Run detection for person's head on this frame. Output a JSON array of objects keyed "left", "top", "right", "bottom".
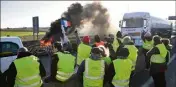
[
  {"left": 117, "top": 48, "right": 129, "bottom": 59},
  {"left": 116, "top": 31, "right": 122, "bottom": 38},
  {"left": 122, "top": 36, "right": 133, "bottom": 45},
  {"left": 17, "top": 47, "right": 28, "bottom": 55},
  {"left": 109, "top": 34, "right": 115, "bottom": 43},
  {"left": 144, "top": 32, "right": 152, "bottom": 41},
  {"left": 90, "top": 47, "right": 103, "bottom": 60},
  {"left": 18, "top": 47, "right": 28, "bottom": 53},
  {"left": 161, "top": 38, "right": 170, "bottom": 46},
  {"left": 54, "top": 41, "right": 63, "bottom": 52},
  {"left": 94, "top": 35, "right": 101, "bottom": 42},
  {"left": 153, "top": 35, "right": 161, "bottom": 45},
  {"left": 82, "top": 36, "right": 90, "bottom": 44}
]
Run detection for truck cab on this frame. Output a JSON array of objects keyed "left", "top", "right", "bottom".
[
  {"left": 0, "top": 36, "right": 23, "bottom": 73},
  {"left": 119, "top": 12, "right": 172, "bottom": 46}
]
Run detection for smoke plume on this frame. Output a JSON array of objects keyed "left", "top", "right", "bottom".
[{"left": 44, "top": 2, "right": 116, "bottom": 41}]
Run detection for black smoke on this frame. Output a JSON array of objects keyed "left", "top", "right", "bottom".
[{"left": 42, "top": 2, "right": 110, "bottom": 41}]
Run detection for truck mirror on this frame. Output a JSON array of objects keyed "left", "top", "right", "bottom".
[{"left": 119, "top": 20, "right": 122, "bottom": 27}]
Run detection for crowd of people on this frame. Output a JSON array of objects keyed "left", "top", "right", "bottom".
[{"left": 0, "top": 30, "right": 174, "bottom": 87}]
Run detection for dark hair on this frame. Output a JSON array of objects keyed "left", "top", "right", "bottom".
[
  {"left": 116, "top": 31, "right": 122, "bottom": 38},
  {"left": 94, "top": 35, "right": 101, "bottom": 42},
  {"left": 91, "top": 47, "right": 102, "bottom": 54},
  {"left": 153, "top": 35, "right": 161, "bottom": 45}
]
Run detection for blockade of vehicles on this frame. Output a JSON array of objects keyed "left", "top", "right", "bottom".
[{"left": 119, "top": 12, "right": 173, "bottom": 46}]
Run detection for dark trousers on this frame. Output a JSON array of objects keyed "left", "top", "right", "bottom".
[
  {"left": 152, "top": 72, "right": 166, "bottom": 87},
  {"left": 143, "top": 48, "right": 150, "bottom": 69}
]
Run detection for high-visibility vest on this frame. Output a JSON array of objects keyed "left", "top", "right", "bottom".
[
  {"left": 95, "top": 41, "right": 105, "bottom": 47},
  {"left": 55, "top": 52, "right": 75, "bottom": 82},
  {"left": 14, "top": 55, "right": 42, "bottom": 87},
  {"left": 112, "top": 59, "right": 133, "bottom": 87},
  {"left": 113, "top": 38, "right": 122, "bottom": 52},
  {"left": 102, "top": 57, "right": 112, "bottom": 65},
  {"left": 124, "top": 45, "right": 138, "bottom": 70},
  {"left": 151, "top": 44, "right": 167, "bottom": 63},
  {"left": 142, "top": 40, "right": 153, "bottom": 50},
  {"left": 84, "top": 58, "right": 105, "bottom": 87},
  {"left": 77, "top": 43, "right": 91, "bottom": 65}
]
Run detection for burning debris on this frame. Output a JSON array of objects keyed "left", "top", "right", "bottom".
[{"left": 42, "top": 2, "right": 112, "bottom": 45}]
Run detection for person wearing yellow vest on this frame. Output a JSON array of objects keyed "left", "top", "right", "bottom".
[
  {"left": 109, "top": 31, "right": 123, "bottom": 53},
  {"left": 141, "top": 32, "right": 154, "bottom": 69},
  {"left": 6, "top": 47, "right": 45, "bottom": 87},
  {"left": 121, "top": 36, "right": 138, "bottom": 87},
  {"left": 147, "top": 35, "right": 169, "bottom": 87},
  {"left": 77, "top": 47, "right": 109, "bottom": 87},
  {"left": 75, "top": 30, "right": 92, "bottom": 66},
  {"left": 107, "top": 47, "right": 133, "bottom": 87},
  {"left": 45, "top": 41, "right": 76, "bottom": 87}
]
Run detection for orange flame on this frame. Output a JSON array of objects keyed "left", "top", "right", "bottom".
[{"left": 40, "top": 40, "right": 52, "bottom": 47}]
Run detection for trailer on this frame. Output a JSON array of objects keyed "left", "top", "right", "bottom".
[{"left": 119, "top": 12, "right": 172, "bottom": 46}]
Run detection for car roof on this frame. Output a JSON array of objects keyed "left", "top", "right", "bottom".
[{"left": 0, "top": 36, "right": 24, "bottom": 48}]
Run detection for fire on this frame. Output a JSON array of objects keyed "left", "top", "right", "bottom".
[{"left": 40, "top": 37, "right": 53, "bottom": 47}]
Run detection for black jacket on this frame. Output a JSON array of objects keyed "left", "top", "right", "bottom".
[
  {"left": 146, "top": 46, "right": 169, "bottom": 75},
  {"left": 48, "top": 51, "right": 76, "bottom": 83},
  {"left": 77, "top": 59, "right": 109, "bottom": 87},
  {"left": 6, "top": 52, "right": 46, "bottom": 87}
]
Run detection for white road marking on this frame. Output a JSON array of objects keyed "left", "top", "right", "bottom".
[{"left": 142, "top": 54, "right": 176, "bottom": 87}]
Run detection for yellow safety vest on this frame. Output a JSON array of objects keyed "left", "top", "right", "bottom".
[
  {"left": 151, "top": 44, "right": 167, "bottom": 63},
  {"left": 142, "top": 40, "right": 153, "bottom": 50},
  {"left": 112, "top": 37, "right": 122, "bottom": 52},
  {"left": 83, "top": 58, "right": 105, "bottom": 87},
  {"left": 55, "top": 52, "right": 75, "bottom": 82},
  {"left": 112, "top": 59, "right": 133, "bottom": 87},
  {"left": 77, "top": 43, "right": 91, "bottom": 65},
  {"left": 14, "top": 55, "right": 42, "bottom": 87},
  {"left": 124, "top": 45, "right": 138, "bottom": 70}
]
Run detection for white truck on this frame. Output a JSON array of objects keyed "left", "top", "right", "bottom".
[
  {"left": 0, "top": 36, "right": 23, "bottom": 73},
  {"left": 119, "top": 12, "right": 172, "bottom": 46}
]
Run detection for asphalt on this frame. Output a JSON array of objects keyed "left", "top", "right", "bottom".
[{"left": 39, "top": 53, "right": 176, "bottom": 87}]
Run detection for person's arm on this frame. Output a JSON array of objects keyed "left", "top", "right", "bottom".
[
  {"left": 166, "top": 52, "right": 169, "bottom": 64},
  {"left": 106, "top": 62, "right": 115, "bottom": 87},
  {"left": 74, "top": 30, "right": 81, "bottom": 45},
  {"left": 141, "top": 30, "right": 145, "bottom": 41},
  {"left": 103, "top": 62, "right": 110, "bottom": 86},
  {"left": 6, "top": 62, "right": 17, "bottom": 87},
  {"left": 50, "top": 54, "right": 59, "bottom": 80},
  {"left": 146, "top": 47, "right": 160, "bottom": 58},
  {"left": 108, "top": 43, "right": 116, "bottom": 60},
  {"left": 38, "top": 60, "right": 46, "bottom": 78},
  {"left": 77, "top": 60, "right": 85, "bottom": 85}
]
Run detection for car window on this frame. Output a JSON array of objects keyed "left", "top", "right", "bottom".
[{"left": 0, "top": 42, "right": 19, "bottom": 57}]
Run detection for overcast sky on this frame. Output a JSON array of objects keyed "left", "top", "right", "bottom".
[{"left": 1, "top": 1, "right": 175, "bottom": 28}]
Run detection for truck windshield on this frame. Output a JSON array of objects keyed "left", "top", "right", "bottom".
[
  {"left": 0, "top": 42, "right": 19, "bottom": 57},
  {"left": 122, "top": 18, "right": 144, "bottom": 28}
]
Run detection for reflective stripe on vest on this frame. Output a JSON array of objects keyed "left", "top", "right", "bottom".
[
  {"left": 151, "top": 44, "right": 167, "bottom": 63},
  {"left": 56, "top": 71, "right": 74, "bottom": 82},
  {"left": 142, "top": 40, "right": 153, "bottom": 50},
  {"left": 84, "top": 58, "right": 105, "bottom": 87},
  {"left": 77, "top": 43, "right": 91, "bottom": 65},
  {"left": 112, "top": 59, "right": 132, "bottom": 86},
  {"left": 14, "top": 55, "right": 42, "bottom": 87},
  {"left": 56, "top": 52, "right": 75, "bottom": 82}
]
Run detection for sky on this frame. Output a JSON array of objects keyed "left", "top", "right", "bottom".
[{"left": 1, "top": 1, "right": 175, "bottom": 28}]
